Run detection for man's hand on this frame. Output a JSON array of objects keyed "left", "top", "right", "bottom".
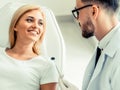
[{"left": 58, "top": 78, "right": 79, "bottom": 90}]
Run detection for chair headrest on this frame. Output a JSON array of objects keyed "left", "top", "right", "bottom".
[{"left": 0, "top": 2, "right": 29, "bottom": 47}]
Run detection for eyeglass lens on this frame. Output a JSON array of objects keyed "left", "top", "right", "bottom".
[
  {"left": 74, "top": 8, "right": 79, "bottom": 18},
  {"left": 72, "top": 4, "right": 93, "bottom": 19}
]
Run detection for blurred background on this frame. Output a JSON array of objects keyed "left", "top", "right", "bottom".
[{"left": 1, "top": 0, "right": 119, "bottom": 89}]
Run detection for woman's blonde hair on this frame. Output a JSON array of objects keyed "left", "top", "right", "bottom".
[{"left": 9, "top": 4, "right": 46, "bottom": 55}]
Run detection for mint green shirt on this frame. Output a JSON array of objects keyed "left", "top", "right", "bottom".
[{"left": 0, "top": 47, "right": 58, "bottom": 90}]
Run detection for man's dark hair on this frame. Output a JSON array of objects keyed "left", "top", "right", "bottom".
[{"left": 81, "top": 0, "right": 119, "bottom": 12}]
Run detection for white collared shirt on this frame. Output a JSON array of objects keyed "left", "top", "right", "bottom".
[{"left": 98, "top": 23, "right": 120, "bottom": 50}]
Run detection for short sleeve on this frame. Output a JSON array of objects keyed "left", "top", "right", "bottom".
[{"left": 40, "top": 61, "right": 58, "bottom": 84}]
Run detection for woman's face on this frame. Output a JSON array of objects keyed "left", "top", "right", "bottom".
[{"left": 14, "top": 10, "right": 44, "bottom": 43}]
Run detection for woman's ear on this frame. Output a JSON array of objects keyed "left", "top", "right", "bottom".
[
  {"left": 14, "top": 27, "right": 17, "bottom": 31},
  {"left": 91, "top": 5, "right": 99, "bottom": 19}
]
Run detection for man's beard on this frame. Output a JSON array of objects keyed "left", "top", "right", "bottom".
[{"left": 81, "top": 17, "right": 95, "bottom": 38}]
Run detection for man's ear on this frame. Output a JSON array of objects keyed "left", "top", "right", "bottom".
[{"left": 91, "top": 5, "right": 99, "bottom": 19}]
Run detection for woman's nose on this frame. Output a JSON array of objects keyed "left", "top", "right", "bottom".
[{"left": 32, "top": 22, "right": 39, "bottom": 29}]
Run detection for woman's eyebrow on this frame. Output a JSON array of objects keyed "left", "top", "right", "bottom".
[
  {"left": 27, "top": 16, "right": 43, "bottom": 21},
  {"left": 27, "top": 16, "right": 34, "bottom": 19}
]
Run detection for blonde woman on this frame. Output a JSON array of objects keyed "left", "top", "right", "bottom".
[{"left": 0, "top": 4, "right": 58, "bottom": 90}]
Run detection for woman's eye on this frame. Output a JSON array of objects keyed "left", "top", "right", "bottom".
[
  {"left": 26, "top": 18, "right": 33, "bottom": 23},
  {"left": 39, "top": 22, "right": 43, "bottom": 26}
]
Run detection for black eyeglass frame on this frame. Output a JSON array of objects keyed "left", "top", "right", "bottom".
[{"left": 72, "top": 4, "right": 93, "bottom": 18}]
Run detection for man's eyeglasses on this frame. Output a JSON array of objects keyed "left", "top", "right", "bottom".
[{"left": 72, "top": 4, "right": 93, "bottom": 19}]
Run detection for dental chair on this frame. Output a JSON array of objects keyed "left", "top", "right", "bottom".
[{"left": 0, "top": 2, "right": 65, "bottom": 71}]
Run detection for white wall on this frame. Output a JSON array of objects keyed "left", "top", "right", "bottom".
[{"left": 0, "top": 0, "right": 75, "bottom": 16}]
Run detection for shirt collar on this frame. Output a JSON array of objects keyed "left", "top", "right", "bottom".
[{"left": 98, "top": 23, "right": 120, "bottom": 50}]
